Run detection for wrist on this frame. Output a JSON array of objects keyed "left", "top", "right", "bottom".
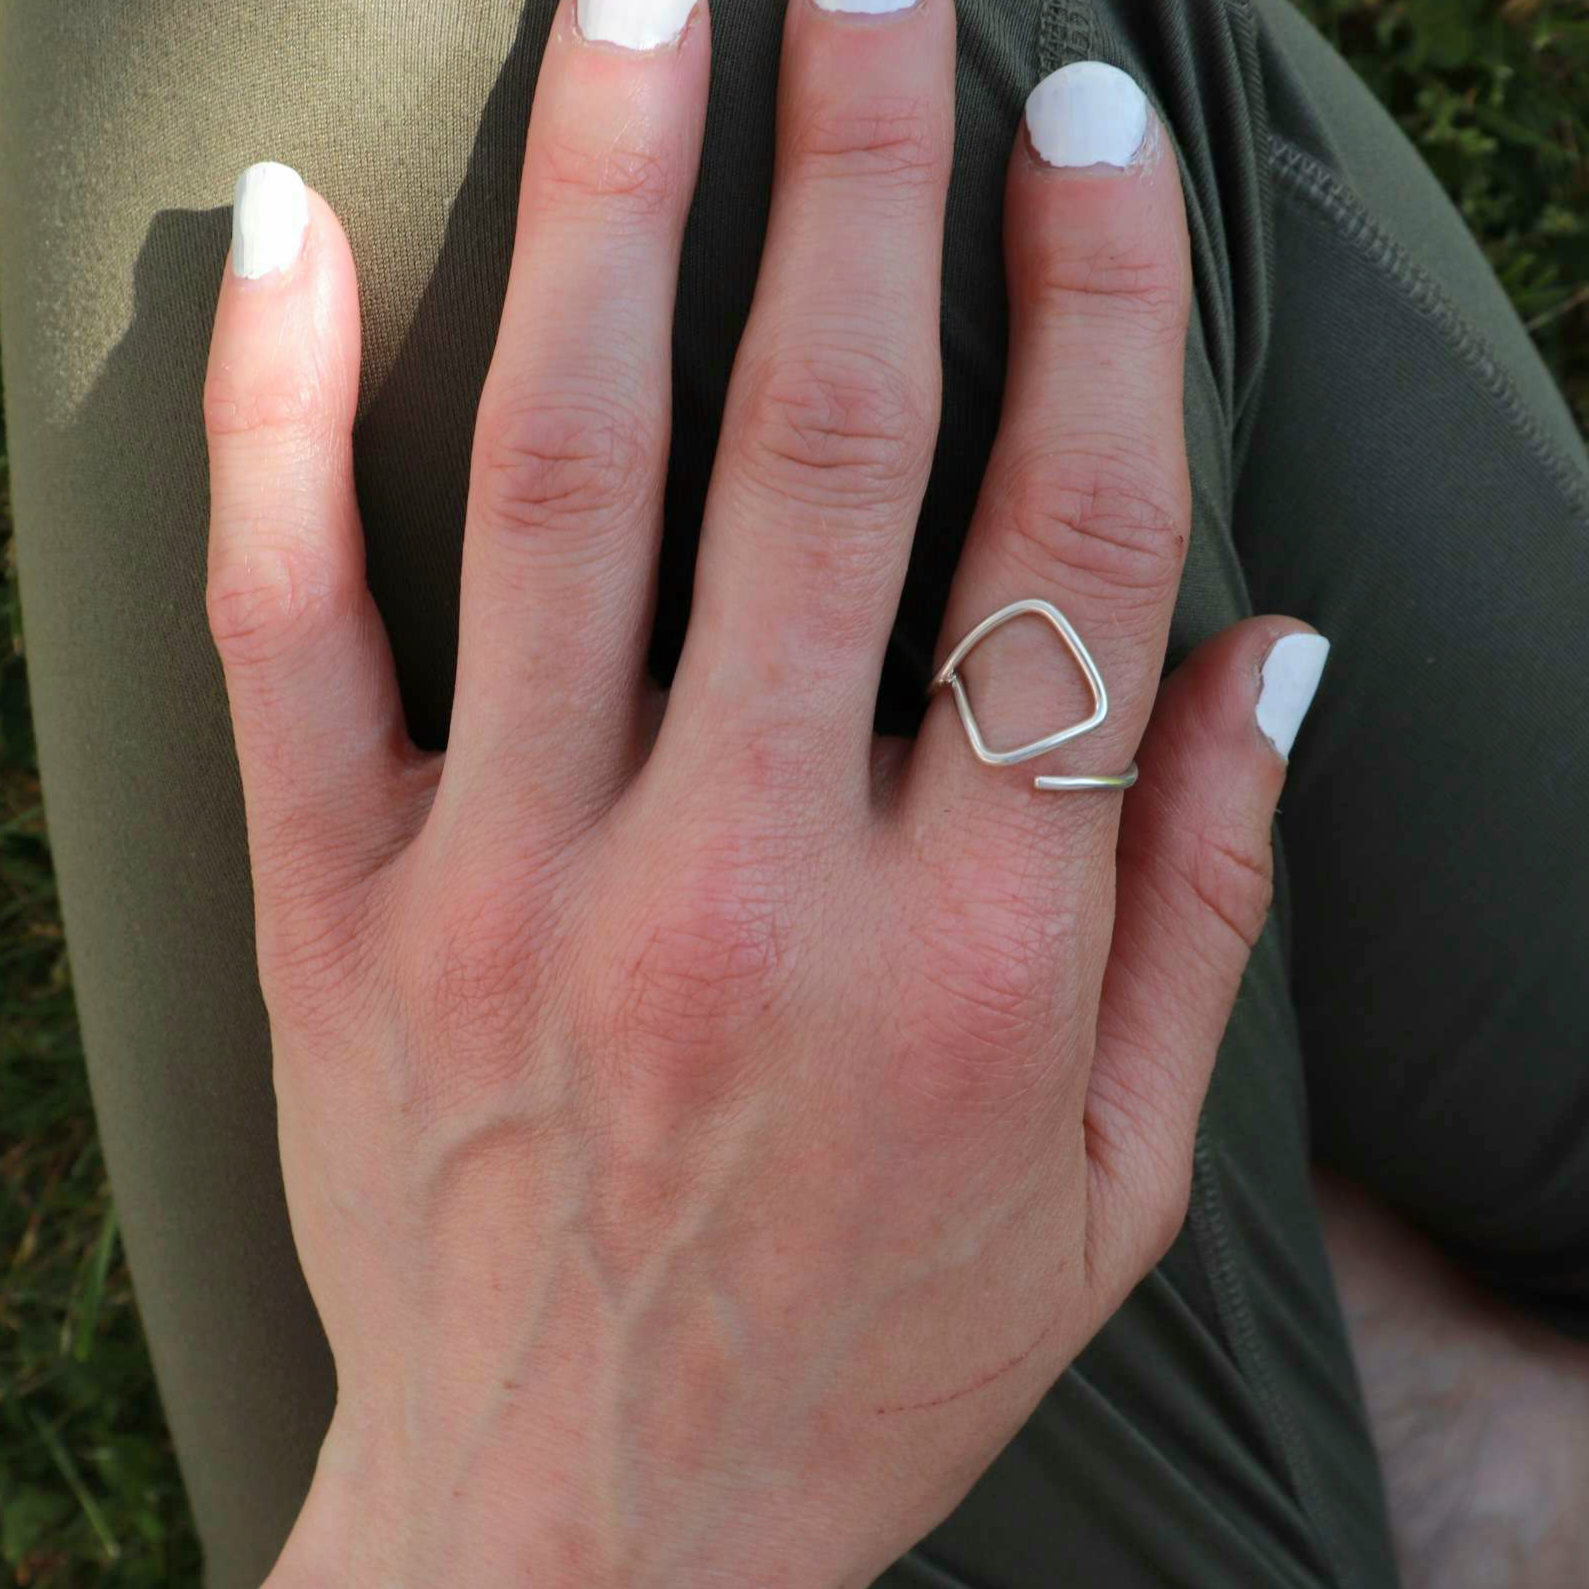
[{"left": 262, "top": 1419, "right": 880, "bottom": 1589}]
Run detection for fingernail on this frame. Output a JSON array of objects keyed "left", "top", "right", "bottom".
[
  {"left": 813, "top": 0, "right": 918, "bottom": 15},
  {"left": 577, "top": 0, "right": 697, "bottom": 49},
  {"left": 232, "top": 162, "right": 309, "bottom": 280},
  {"left": 1256, "top": 633, "right": 1330, "bottom": 761},
  {"left": 1025, "top": 61, "right": 1151, "bottom": 169}
]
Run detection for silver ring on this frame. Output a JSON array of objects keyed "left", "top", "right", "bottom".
[{"left": 928, "top": 598, "right": 1139, "bottom": 792}]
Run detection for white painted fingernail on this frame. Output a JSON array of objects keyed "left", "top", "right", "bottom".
[
  {"left": 232, "top": 162, "right": 308, "bottom": 280},
  {"left": 813, "top": 0, "right": 918, "bottom": 15},
  {"left": 577, "top": 0, "right": 697, "bottom": 49},
  {"left": 1025, "top": 61, "right": 1150, "bottom": 169},
  {"left": 1256, "top": 633, "right": 1330, "bottom": 761}
]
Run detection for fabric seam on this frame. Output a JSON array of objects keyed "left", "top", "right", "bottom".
[
  {"left": 1190, "top": 1128, "right": 1362, "bottom": 1589},
  {"left": 1267, "top": 134, "right": 1589, "bottom": 519},
  {"left": 1038, "top": 0, "right": 1094, "bottom": 74},
  {"left": 1230, "top": 0, "right": 1280, "bottom": 486},
  {"left": 894, "top": 1547, "right": 984, "bottom": 1589}
]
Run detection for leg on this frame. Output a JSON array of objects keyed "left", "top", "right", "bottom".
[
  {"left": 1317, "top": 1172, "right": 1589, "bottom": 1589},
  {"left": 8, "top": 0, "right": 1539, "bottom": 1583},
  {"left": 1224, "top": 4, "right": 1589, "bottom": 1580},
  {"left": 1238, "top": 0, "right": 1589, "bottom": 1331},
  {"left": 0, "top": 4, "right": 556, "bottom": 1577}
]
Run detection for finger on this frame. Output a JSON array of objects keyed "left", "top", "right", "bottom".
[
  {"left": 663, "top": 0, "right": 955, "bottom": 797},
  {"left": 442, "top": 0, "right": 709, "bottom": 823},
  {"left": 1084, "top": 621, "right": 1331, "bottom": 1290},
  {"left": 205, "top": 163, "right": 420, "bottom": 908},
  {"left": 909, "top": 62, "right": 1192, "bottom": 846}
]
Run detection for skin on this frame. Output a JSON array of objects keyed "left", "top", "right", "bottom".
[
  {"left": 203, "top": 0, "right": 1322, "bottom": 1583},
  {"left": 1319, "top": 1176, "right": 1589, "bottom": 1589}
]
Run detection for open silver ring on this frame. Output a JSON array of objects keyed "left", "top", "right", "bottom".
[{"left": 928, "top": 598, "right": 1139, "bottom": 792}]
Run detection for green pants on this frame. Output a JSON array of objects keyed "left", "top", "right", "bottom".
[{"left": 3, "top": 0, "right": 1588, "bottom": 1583}]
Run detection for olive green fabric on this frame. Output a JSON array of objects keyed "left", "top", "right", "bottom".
[{"left": 2, "top": 0, "right": 1587, "bottom": 1584}]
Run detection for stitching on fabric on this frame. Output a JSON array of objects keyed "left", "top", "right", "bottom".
[
  {"left": 1182, "top": 45, "right": 1361, "bottom": 1582},
  {"left": 1039, "top": 0, "right": 1094, "bottom": 75},
  {"left": 893, "top": 1548, "right": 987, "bottom": 1589},
  {"left": 1067, "top": 1356, "right": 1341, "bottom": 1585},
  {"left": 1228, "top": 0, "right": 1280, "bottom": 485},
  {"left": 1268, "top": 134, "right": 1589, "bottom": 519},
  {"left": 1189, "top": 1128, "right": 1361, "bottom": 1589}
]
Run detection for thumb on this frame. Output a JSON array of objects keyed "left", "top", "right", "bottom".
[{"left": 1083, "top": 619, "right": 1330, "bottom": 1286}]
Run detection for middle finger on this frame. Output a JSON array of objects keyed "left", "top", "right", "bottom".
[{"left": 663, "top": 0, "right": 955, "bottom": 797}]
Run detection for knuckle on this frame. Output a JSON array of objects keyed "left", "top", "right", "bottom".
[
  {"left": 255, "top": 884, "right": 379, "bottom": 1045},
  {"left": 896, "top": 887, "right": 1061, "bottom": 1115},
  {"left": 706, "top": 724, "right": 831, "bottom": 815},
  {"left": 410, "top": 871, "right": 543, "bottom": 1062},
  {"left": 1154, "top": 824, "right": 1275, "bottom": 960},
  {"left": 206, "top": 538, "right": 361, "bottom": 670},
  {"left": 472, "top": 387, "right": 654, "bottom": 554},
  {"left": 994, "top": 449, "right": 1188, "bottom": 611},
  {"left": 602, "top": 848, "right": 793, "bottom": 1084},
  {"left": 204, "top": 368, "right": 326, "bottom": 443},
  {"left": 1026, "top": 232, "right": 1189, "bottom": 348},
  {"left": 530, "top": 131, "right": 677, "bottom": 222},
  {"left": 787, "top": 94, "right": 946, "bottom": 197},
  {"left": 1188, "top": 829, "right": 1275, "bottom": 953},
  {"left": 734, "top": 345, "right": 933, "bottom": 515}
]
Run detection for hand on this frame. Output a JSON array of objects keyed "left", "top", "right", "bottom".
[{"left": 204, "top": 2, "right": 1325, "bottom": 1584}]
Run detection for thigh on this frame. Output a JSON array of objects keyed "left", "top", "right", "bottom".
[
  {"left": 1238, "top": 0, "right": 1589, "bottom": 1336},
  {"left": 0, "top": 2, "right": 550, "bottom": 1581},
  {"left": 0, "top": 0, "right": 1395, "bottom": 1585}
]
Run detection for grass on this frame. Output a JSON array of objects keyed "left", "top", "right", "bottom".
[
  {"left": 0, "top": 365, "right": 207, "bottom": 1578},
  {"left": 1307, "top": 0, "right": 1589, "bottom": 427},
  {"left": 1, "top": 2, "right": 1586, "bottom": 1583}
]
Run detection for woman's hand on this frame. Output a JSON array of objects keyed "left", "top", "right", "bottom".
[{"left": 203, "top": 2, "right": 1325, "bottom": 1584}]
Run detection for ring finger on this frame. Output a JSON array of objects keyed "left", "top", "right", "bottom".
[{"left": 910, "top": 62, "right": 1193, "bottom": 854}]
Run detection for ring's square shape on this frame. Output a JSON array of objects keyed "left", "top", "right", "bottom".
[{"left": 929, "top": 598, "right": 1110, "bottom": 767}]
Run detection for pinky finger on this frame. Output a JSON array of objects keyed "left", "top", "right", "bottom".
[
  {"left": 204, "top": 164, "right": 422, "bottom": 911},
  {"left": 1083, "top": 619, "right": 1331, "bottom": 1290}
]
